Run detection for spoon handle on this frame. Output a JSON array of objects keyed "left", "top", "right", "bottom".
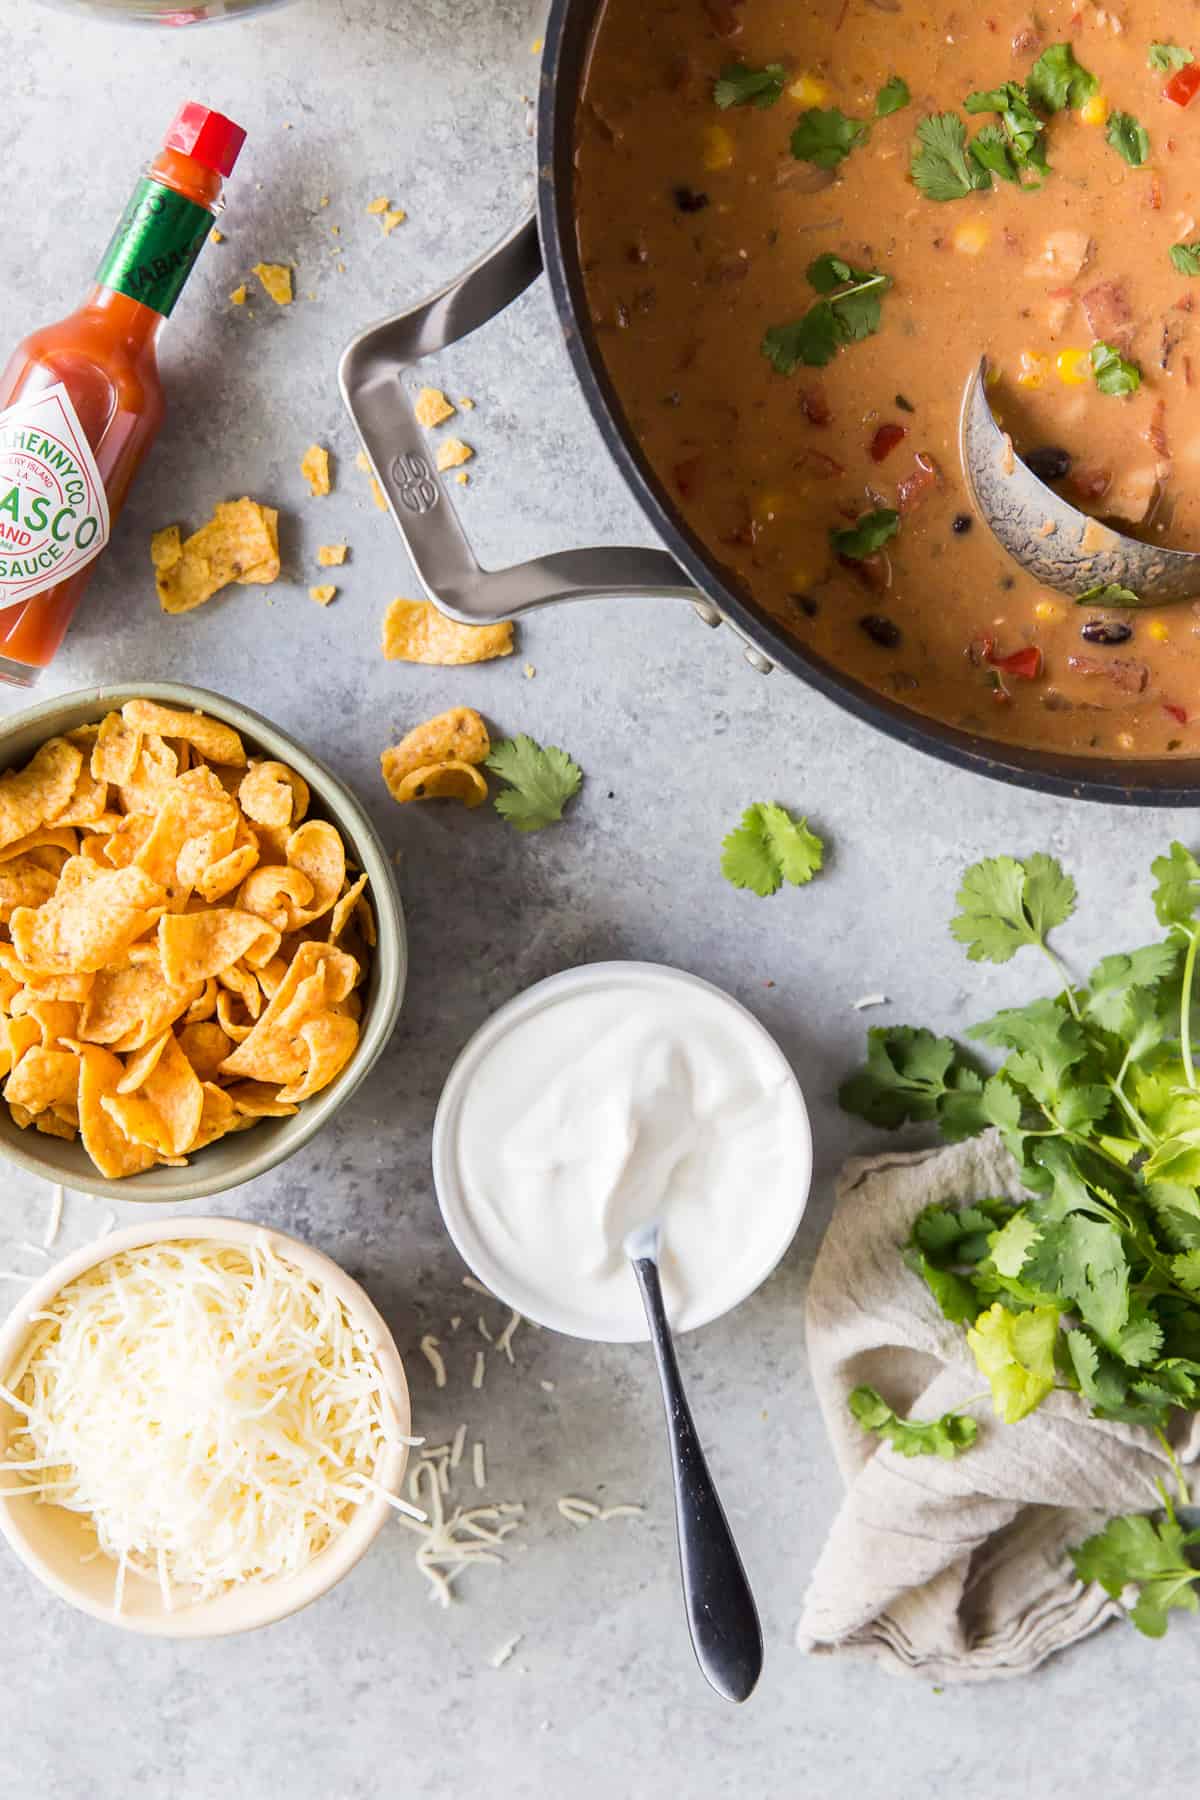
[{"left": 629, "top": 1253, "right": 764, "bottom": 1704}]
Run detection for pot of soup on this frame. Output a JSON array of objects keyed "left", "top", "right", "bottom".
[{"left": 340, "top": 0, "right": 1200, "bottom": 803}]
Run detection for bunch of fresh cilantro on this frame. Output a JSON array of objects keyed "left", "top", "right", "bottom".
[{"left": 840, "top": 844, "right": 1200, "bottom": 1635}]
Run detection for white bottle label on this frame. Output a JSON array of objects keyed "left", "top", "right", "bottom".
[{"left": 0, "top": 383, "right": 110, "bottom": 603}]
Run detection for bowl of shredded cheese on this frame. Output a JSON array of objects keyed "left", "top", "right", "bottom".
[{"left": 0, "top": 1218, "right": 415, "bottom": 1635}]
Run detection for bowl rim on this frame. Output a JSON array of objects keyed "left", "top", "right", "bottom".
[
  {"left": 0, "top": 680, "right": 406, "bottom": 1201},
  {"left": 0, "top": 1215, "right": 412, "bottom": 1637},
  {"left": 431, "top": 959, "right": 813, "bottom": 1343}
]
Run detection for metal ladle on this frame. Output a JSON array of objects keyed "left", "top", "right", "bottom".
[{"left": 960, "top": 356, "right": 1200, "bottom": 603}]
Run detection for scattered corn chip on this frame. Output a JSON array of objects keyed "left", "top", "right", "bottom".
[
  {"left": 310, "top": 585, "right": 337, "bottom": 605},
  {"left": 317, "top": 544, "right": 348, "bottom": 567},
  {"left": 91, "top": 712, "right": 142, "bottom": 785},
  {"left": 415, "top": 388, "right": 455, "bottom": 428},
  {"left": 366, "top": 196, "right": 389, "bottom": 215},
  {"left": 230, "top": 284, "right": 247, "bottom": 305},
  {"left": 381, "top": 597, "right": 513, "bottom": 666},
  {"left": 152, "top": 499, "right": 281, "bottom": 615},
  {"left": 252, "top": 262, "right": 293, "bottom": 306},
  {"left": 301, "top": 443, "right": 332, "bottom": 497},
  {"left": 386, "top": 761, "right": 489, "bottom": 807},
  {"left": 369, "top": 477, "right": 387, "bottom": 511},
  {"left": 380, "top": 707, "right": 490, "bottom": 793},
  {"left": 381, "top": 209, "right": 406, "bottom": 235},
  {"left": 435, "top": 438, "right": 473, "bottom": 472}
]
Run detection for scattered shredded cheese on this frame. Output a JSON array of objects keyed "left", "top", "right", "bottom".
[
  {"left": 478, "top": 1316, "right": 493, "bottom": 1342},
  {"left": 473, "top": 1442, "right": 486, "bottom": 1490},
  {"left": 450, "top": 1423, "right": 467, "bottom": 1470},
  {"left": 0, "top": 1236, "right": 416, "bottom": 1611},
  {"left": 495, "top": 1310, "right": 522, "bottom": 1365},
  {"left": 540, "top": 1380, "right": 556, "bottom": 1393},
  {"left": 420, "top": 1335, "right": 447, "bottom": 1389},
  {"left": 462, "top": 1275, "right": 493, "bottom": 1298},
  {"left": 43, "top": 1183, "right": 64, "bottom": 1249},
  {"left": 489, "top": 1633, "right": 523, "bottom": 1668},
  {"left": 852, "top": 993, "right": 889, "bottom": 1011},
  {"left": 557, "top": 1495, "right": 644, "bottom": 1528},
  {"left": 472, "top": 1351, "right": 486, "bottom": 1390},
  {"left": 396, "top": 1453, "right": 525, "bottom": 1608}
]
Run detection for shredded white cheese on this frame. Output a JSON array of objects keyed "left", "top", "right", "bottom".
[
  {"left": 489, "top": 1633, "right": 523, "bottom": 1668},
  {"left": 0, "top": 1235, "right": 418, "bottom": 1611},
  {"left": 478, "top": 1316, "right": 493, "bottom": 1342},
  {"left": 473, "top": 1441, "right": 486, "bottom": 1490},
  {"left": 450, "top": 1423, "right": 467, "bottom": 1470},
  {"left": 462, "top": 1275, "right": 493, "bottom": 1298},
  {"left": 396, "top": 1451, "right": 525, "bottom": 1608},
  {"left": 495, "top": 1310, "right": 522, "bottom": 1364},
  {"left": 420, "top": 1335, "right": 447, "bottom": 1389},
  {"left": 852, "top": 993, "right": 888, "bottom": 1011},
  {"left": 539, "top": 1380, "right": 556, "bottom": 1393},
  {"left": 557, "top": 1494, "right": 644, "bottom": 1528},
  {"left": 472, "top": 1351, "right": 486, "bottom": 1390},
  {"left": 43, "top": 1183, "right": 64, "bottom": 1250}
]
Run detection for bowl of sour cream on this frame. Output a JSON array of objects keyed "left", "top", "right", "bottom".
[{"left": 431, "top": 962, "right": 812, "bottom": 1342}]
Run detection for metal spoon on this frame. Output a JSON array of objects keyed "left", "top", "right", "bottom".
[
  {"left": 960, "top": 356, "right": 1200, "bottom": 602},
  {"left": 624, "top": 1220, "right": 764, "bottom": 1704}
]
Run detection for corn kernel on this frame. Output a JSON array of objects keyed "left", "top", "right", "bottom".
[
  {"left": 1055, "top": 347, "right": 1091, "bottom": 385},
  {"left": 1148, "top": 620, "right": 1170, "bottom": 642},
  {"left": 788, "top": 74, "right": 830, "bottom": 107},
  {"left": 1079, "top": 93, "right": 1108, "bottom": 126},
  {"left": 1116, "top": 730, "right": 1135, "bottom": 751},
  {"left": 1017, "top": 351, "right": 1050, "bottom": 390},
  {"left": 754, "top": 489, "right": 787, "bottom": 524},
  {"left": 953, "top": 219, "right": 990, "bottom": 255},
  {"left": 985, "top": 363, "right": 1003, "bottom": 389},
  {"left": 702, "top": 125, "right": 734, "bottom": 171},
  {"left": 1034, "top": 600, "right": 1062, "bottom": 621}
]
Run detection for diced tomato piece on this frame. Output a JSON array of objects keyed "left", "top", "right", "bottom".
[
  {"left": 990, "top": 645, "right": 1043, "bottom": 680},
  {"left": 672, "top": 456, "right": 703, "bottom": 499},
  {"left": 869, "top": 423, "right": 908, "bottom": 463},
  {"left": 1165, "top": 63, "right": 1200, "bottom": 107},
  {"left": 896, "top": 452, "right": 941, "bottom": 514},
  {"left": 1165, "top": 702, "right": 1189, "bottom": 725}
]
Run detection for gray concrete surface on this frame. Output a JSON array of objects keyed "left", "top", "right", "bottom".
[{"left": 0, "top": 2, "right": 1196, "bottom": 1795}]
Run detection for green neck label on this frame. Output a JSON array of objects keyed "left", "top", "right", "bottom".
[{"left": 94, "top": 177, "right": 213, "bottom": 317}]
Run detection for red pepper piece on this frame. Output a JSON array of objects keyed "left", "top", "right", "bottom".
[
  {"left": 1165, "top": 701, "right": 1189, "bottom": 725},
  {"left": 1164, "top": 63, "right": 1200, "bottom": 107},
  {"left": 990, "top": 645, "right": 1043, "bottom": 679},
  {"left": 869, "top": 423, "right": 908, "bottom": 463}
]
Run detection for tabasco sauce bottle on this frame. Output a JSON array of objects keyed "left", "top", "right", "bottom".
[{"left": 0, "top": 102, "right": 245, "bottom": 685}]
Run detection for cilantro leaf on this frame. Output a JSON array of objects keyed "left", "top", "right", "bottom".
[
  {"left": 790, "top": 106, "right": 868, "bottom": 168},
  {"left": 720, "top": 802, "right": 824, "bottom": 897},
  {"left": 970, "top": 123, "right": 1020, "bottom": 183},
  {"left": 1091, "top": 341, "right": 1141, "bottom": 396},
  {"left": 950, "top": 852, "right": 1076, "bottom": 964},
  {"left": 965, "top": 81, "right": 1049, "bottom": 176},
  {"left": 1151, "top": 841, "right": 1200, "bottom": 928},
  {"left": 966, "top": 1301, "right": 1059, "bottom": 1422},
  {"left": 830, "top": 507, "right": 900, "bottom": 559},
  {"left": 1072, "top": 1513, "right": 1200, "bottom": 1637},
  {"left": 1026, "top": 43, "right": 1099, "bottom": 112},
  {"left": 1084, "top": 942, "right": 1179, "bottom": 1035},
  {"left": 486, "top": 735, "right": 582, "bottom": 832},
  {"left": 911, "top": 111, "right": 991, "bottom": 200},
  {"left": 875, "top": 75, "right": 911, "bottom": 117},
  {"left": 761, "top": 260, "right": 891, "bottom": 373},
  {"left": 1107, "top": 110, "right": 1150, "bottom": 166},
  {"left": 988, "top": 1210, "right": 1041, "bottom": 1277},
  {"left": 838, "top": 1024, "right": 975, "bottom": 1127},
  {"left": 1075, "top": 581, "right": 1143, "bottom": 605},
  {"left": 713, "top": 62, "right": 788, "bottom": 110},
  {"left": 849, "top": 1385, "right": 978, "bottom": 1458},
  {"left": 1149, "top": 43, "right": 1194, "bottom": 73},
  {"left": 1170, "top": 241, "right": 1200, "bottom": 276}
]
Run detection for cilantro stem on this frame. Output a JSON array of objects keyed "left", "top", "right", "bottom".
[
  {"left": 1104, "top": 1076, "right": 1155, "bottom": 1147},
  {"left": 1179, "top": 927, "right": 1200, "bottom": 1089},
  {"left": 1042, "top": 946, "right": 1082, "bottom": 1021},
  {"left": 1155, "top": 1432, "right": 1192, "bottom": 1511}
]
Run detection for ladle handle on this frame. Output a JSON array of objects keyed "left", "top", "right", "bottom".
[{"left": 629, "top": 1253, "right": 764, "bottom": 1704}]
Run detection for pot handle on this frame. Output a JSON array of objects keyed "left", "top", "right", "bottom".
[{"left": 337, "top": 211, "right": 703, "bottom": 624}]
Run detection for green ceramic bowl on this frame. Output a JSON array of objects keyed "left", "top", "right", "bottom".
[{"left": 0, "top": 682, "right": 405, "bottom": 1202}]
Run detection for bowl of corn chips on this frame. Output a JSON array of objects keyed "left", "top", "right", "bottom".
[{"left": 0, "top": 683, "right": 404, "bottom": 1200}]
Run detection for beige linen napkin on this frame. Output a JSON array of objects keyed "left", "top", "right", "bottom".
[{"left": 797, "top": 1130, "right": 1200, "bottom": 1682}]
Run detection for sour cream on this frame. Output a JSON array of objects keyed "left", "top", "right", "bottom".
[{"left": 432, "top": 963, "right": 811, "bottom": 1342}]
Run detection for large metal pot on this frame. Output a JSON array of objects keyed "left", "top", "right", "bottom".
[{"left": 340, "top": 0, "right": 1196, "bottom": 807}]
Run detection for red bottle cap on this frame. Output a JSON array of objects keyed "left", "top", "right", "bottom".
[{"left": 163, "top": 102, "right": 246, "bottom": 177}]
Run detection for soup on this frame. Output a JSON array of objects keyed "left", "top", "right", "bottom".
[{"left": 575, "top": 0, "right": 1200, "bottom": 754}]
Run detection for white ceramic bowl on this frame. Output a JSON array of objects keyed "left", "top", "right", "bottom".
[
  {"left": 431, "top": 961, "right": 813, "bottom": 1343},
  {"left": 0, "top": 1217, "right": 411, "bottom": 1637}
]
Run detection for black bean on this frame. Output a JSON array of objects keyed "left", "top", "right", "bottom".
[
  {"left": 859, "top": 614, "right": 901, "bottom": 648},
  {"left": 895, "top": 393, "right": 916, "bottom": 413},
  {"left": 952, "top": 513, "right": 973, "bottom": 534},
  {"left": 673, "top": 185, "right": 710, "bottom": 213},
  {"left": 1081, "top": 619, "right": 1133, "bottom": 646},
  {"left": 788, "top": 592, "right": 819, "bottom": 618},
  {"left": 1024, "top": 445, "right": 1072, "bottom": 483}
]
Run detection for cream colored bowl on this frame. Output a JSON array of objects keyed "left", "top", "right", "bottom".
[
  {"left": 0, "top": 1217, "right": 412, "bottom": 1637},
  {"left": 0, "top": 680, "right": 406, "bottom": 1201}
]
